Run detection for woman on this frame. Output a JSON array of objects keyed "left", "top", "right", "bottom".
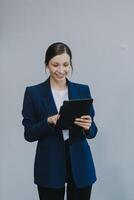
[{"left": 22, "top": 42, "right": 98, "bottom": 200}]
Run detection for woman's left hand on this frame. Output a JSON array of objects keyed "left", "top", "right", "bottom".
[{"left": 74, "top": 115, "right": 92, "bottom": 131}]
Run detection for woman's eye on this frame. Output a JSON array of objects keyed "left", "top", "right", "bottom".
[
  {"left": 64, "top": 64, "right": 69, "bottom": 67},
  {"left": 53, "top": 64, "right": 58, "bottom": 67}
]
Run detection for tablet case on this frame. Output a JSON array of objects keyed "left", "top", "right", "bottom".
[{"left": 56, "top": 98, "right": 93, "bottom": 130}]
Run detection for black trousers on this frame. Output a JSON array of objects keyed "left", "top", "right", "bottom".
[{"left": 37, "top": 139, "right": 92, "bottom": 200}]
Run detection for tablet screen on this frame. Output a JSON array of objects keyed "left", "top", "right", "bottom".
[{"left": 56, "top": 98, "right": 93, "bottom": 129}]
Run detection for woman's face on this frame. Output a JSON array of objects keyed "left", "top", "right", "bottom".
[{"left": 47, "top": 53, "right": 71, "bottom": 82}]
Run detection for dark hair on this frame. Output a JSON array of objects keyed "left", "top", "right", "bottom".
[{"left": 44, "top": 42, "right": 73, "bottom": 71}]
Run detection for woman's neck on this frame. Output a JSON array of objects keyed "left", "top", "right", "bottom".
[{"left": 50, "top": 77, "right": 67, "bottom": 90}]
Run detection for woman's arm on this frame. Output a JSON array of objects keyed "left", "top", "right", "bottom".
[{"left": 22, "top": 87, "right": 55, "bottom": 142}]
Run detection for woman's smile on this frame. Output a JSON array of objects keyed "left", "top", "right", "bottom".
[{"left": 55, "top": 74, "right": 65, "bottom": 78}]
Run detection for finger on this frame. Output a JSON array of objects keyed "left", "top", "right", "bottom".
[
  {"left": 55, "top": 115, "right": 60, "bottom": 123},
  {"left": 49, "top": 117, "right": 54, "bottom": 124},
  {"left": 81, "top": 115, "right": 91, "bottom": 119},
  {"left": 49, "top": 115, "right": 57, "bottom": 123},
  {"left": 75, "top": 118, "right": 90, "bottom": 122},
  {"left": 75, "top": 121, "right": 91, "bottom": 125},
  {"left": 55, "top": 115, "right": 58, "bottom": 121},
  {"left": 53, "top": 118, "right": 57, "bottom": 125},
  {"left": 82, "top": 126, "right": 90, "bottom": 131},
  {"left": 75, "top": 122, "right": 90, "bottom": 130},
  {"left": 75, "top": 118, "right": 92, "bottom": 123},
  {"left": 74, "top": 121, "right": 91, "bottom": 127},
  {"left": 57, "top": 114, "right": 60, "bottom": 120}
]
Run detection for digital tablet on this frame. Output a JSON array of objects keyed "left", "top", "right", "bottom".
[{"left": 56, "top": 98, "right": 93, "bottom": 130}]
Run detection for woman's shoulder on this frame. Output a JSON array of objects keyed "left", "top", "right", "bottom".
[
  {"left": 24, "top": 81, "right": 45, "bottom": 96},
  {"left": 69, "top": 80, "right": 90, "bottom": 90},
  {"left": 69, "top": 80, "right": 92, "bottom": 98},
  {"left": 26, "top": 81, "right": 44, "bottom": 90}
]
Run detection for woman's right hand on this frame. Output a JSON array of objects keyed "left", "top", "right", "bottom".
[{"left": 47, "top": 114, "right": 60, "bottom": 125}]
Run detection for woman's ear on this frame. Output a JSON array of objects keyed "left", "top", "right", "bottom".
[
  {"left": 45, "top": 62, "right": 49, "bottom": 68},
  {"left": 45, "top": 65, "right": 49, "bottom": 74}
]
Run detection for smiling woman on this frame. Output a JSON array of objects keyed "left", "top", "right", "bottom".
[
  {"left": 44, "top": 43, "right": 73, "bottom": 91},
  {"left": 22, "top": 42, "right": 98, "bottom": 200},
  {"left": 47, "top": 53, "right": 71, "bottom": 86}
]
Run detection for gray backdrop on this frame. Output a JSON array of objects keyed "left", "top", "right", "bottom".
[{"left": 1, "top": 0, "right": 134, "bottom": 199}]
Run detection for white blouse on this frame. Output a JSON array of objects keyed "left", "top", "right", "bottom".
[{"left": 51, "top": 87, "right": 69, "bottom": 141}]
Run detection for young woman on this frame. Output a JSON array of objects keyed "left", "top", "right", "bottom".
[{"left": 22, "top": 42, "right": 98, "bottom": 200}]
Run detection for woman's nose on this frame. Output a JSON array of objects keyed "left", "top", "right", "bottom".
[{"left": 57, "top": 66, "right": 64, "bottom": 73}]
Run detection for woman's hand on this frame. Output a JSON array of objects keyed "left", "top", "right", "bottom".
[
  {"left": 74, "top": 115, "right": 92, "bottom": 131},
  {"left": 47, "top": 114, "right": 60, "bottom": 125}
]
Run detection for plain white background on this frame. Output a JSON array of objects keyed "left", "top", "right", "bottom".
[{"left": 1, "top": 0, "right": 134, "bottom": 199}]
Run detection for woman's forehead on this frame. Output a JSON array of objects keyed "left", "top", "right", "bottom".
[{"left": 50, "top": 53, "right": 70, "bottom": 62}]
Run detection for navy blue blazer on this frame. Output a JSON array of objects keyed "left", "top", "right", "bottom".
[{"left": 22, "top": 77, "right": 98, "bottom": 188}]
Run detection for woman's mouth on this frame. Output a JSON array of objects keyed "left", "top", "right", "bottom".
[{"left": 55, "top": 74, "right": 65, "bottom": 78}]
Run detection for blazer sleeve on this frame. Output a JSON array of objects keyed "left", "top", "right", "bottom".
[
  {"left": 83, "top": 85, "right": 98, "bottom": 139},
  {"left": 22, "top": 87, "right": 55, "bottom": 142}
]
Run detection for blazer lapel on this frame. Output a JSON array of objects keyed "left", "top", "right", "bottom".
[
  {"left": 66, "top": 78, "right": 80, "bottom": 100},
  {"left": 41, "top": 77, "right": 58, "bottom": 117}
]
